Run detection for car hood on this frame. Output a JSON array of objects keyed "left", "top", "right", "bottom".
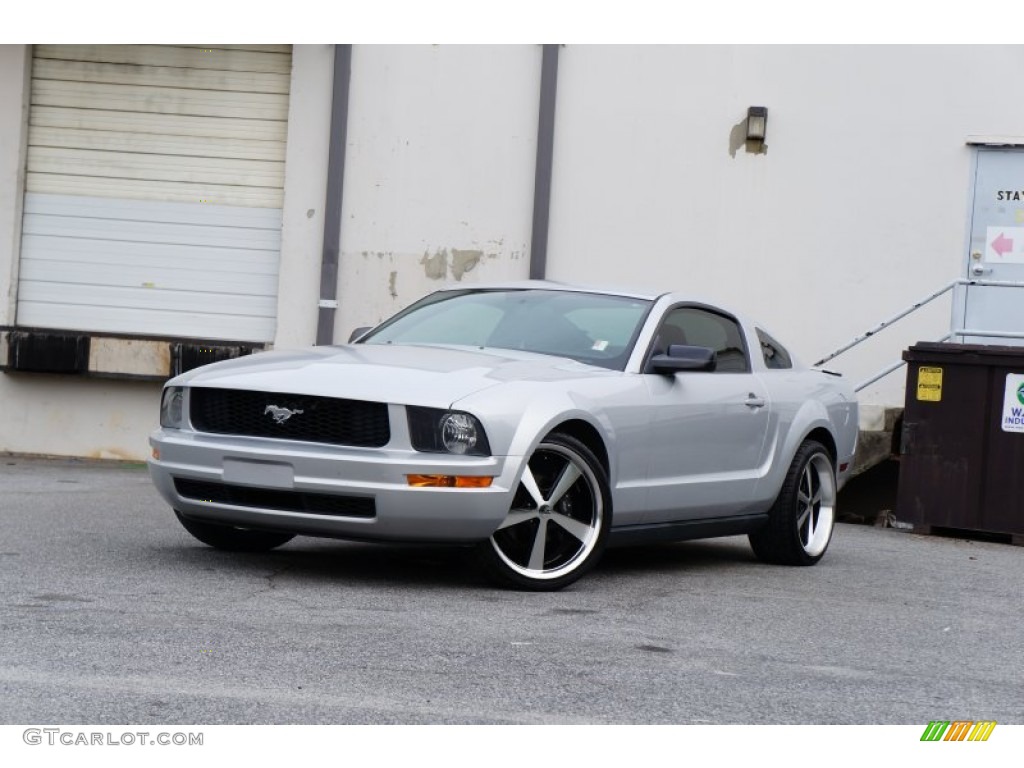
[{"left": 172, "top": 343, "right": 615, "bottom": 407}]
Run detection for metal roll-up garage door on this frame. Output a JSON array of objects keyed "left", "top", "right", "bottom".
[{"left": 17, "top": 44, "right": 292, "bottom": 342}]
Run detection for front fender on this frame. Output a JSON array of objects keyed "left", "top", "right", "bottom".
[{"left": 452, "top": 381, "right": 630, "bottom": 491}]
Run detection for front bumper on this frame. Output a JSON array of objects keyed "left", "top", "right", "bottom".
[{"left": 148, "top": 426, "right": 522, "bottom": 543}]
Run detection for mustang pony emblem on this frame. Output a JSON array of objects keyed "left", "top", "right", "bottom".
[{"left": 264, "top": 405, "right": 304, "bottom": 424}]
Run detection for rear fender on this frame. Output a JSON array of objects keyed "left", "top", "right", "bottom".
[{"left": 755, "top": 398, "right": 837, "bottom": 505}]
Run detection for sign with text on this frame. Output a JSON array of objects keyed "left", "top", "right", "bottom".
[
  {"left": 1001, "top": 373, "right": 1024, "bottom": 433},
  {"left": 917, "top": 367, "right": 943, "bottom": 402}
]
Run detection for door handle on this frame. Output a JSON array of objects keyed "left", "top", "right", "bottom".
[
  {"left": 745, "top": 394, "right": 766, "bottom": 408},
  {"left": 971, "top": 264, "right": 991, "bottom": 277}
]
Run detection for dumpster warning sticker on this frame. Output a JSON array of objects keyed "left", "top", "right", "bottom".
[
  {"left": 1002, "top": 373, "right": 1024, "bottom": 433},
  {"left": 917, "top": 367, "right": 943, "bottom": 402}
]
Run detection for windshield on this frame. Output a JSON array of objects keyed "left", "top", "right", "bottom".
[{"left": 360, "top": 289, "right": 653, "bottom": 370}]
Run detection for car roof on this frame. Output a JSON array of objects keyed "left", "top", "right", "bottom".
[
  {"left": 415, "top": 280, "right": 811, "bottom": 369},
  {"left": 429, "top": 279, "right": 664, "bottom": 302},
  {"left": 430, "top": 280, "right": 752, "bottom": 317}
]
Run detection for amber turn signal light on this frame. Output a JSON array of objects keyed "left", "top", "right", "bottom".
[{"left": 406, "top": 474, "right": 494, "bottom": 488}]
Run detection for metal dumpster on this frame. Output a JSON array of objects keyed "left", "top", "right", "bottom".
[{"left": 896, "top": 342, "right": 1024, "bottom": 542}]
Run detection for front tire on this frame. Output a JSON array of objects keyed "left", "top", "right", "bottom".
[
  {"left": 749, "top": 440, "right": 836, "bottom": 566},
  {"left": 174, "top": 510, "right": 295, "bottom": 552},
  {"left": 476, "top": 433, "right": 611, "bottom": 591}
]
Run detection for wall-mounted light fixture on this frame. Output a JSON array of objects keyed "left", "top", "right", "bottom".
[{"left": 746, "top": 106, "right": 768, "bottom": 142}]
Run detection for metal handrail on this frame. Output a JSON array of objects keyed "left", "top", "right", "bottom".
[
  {"left": 853, "top": 333, "right": 953, "bottom": 392},
  {"left": 814, "top": 281, "right": 959, "bottom": 367},
  {"left": 811, "top": 278, "right": 1024, "bottom": 392}
]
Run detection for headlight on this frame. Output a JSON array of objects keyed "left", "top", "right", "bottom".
[
  {"left": 440, "top": 413, "right": 482, "bottom": 454},
  {"left": 407, "top": 407, "right": 491, "bottom": 456},
  {"left": 160, "top": 387, "right": 185, "bottom": 428}
]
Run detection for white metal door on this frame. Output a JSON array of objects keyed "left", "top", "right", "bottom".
[
  {"left": 961, "top": 148, "right": 1024, "bottom": 345},
  {"left": 16, "top": 45, "right": 292, "bottom": 342}
]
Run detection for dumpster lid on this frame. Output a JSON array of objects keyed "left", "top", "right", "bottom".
[{"left": 903, "top": 341, "right": 1024, "bottom": 367}]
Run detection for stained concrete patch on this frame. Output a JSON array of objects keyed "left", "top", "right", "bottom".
[
  {"left": 450, "top": 249, "right": 483, "bottom": 280},
  {"left": 420, "top": 249, "right": 448, "bottom": 280}
]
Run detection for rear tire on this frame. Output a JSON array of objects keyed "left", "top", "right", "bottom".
[
  {"left": 174, "top": 510, "right": 295, "bottom": 552},
  {"left": 749, "top": 440, "right": 836, "bottom": 566}
]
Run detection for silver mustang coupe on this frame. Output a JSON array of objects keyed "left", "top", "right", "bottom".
[{"left": 149, "top": 282, "right": 858, "bottom": 590}]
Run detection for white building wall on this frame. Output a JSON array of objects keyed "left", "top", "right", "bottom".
[
  {"left": 546, "top": 45, "right": 1024, "bottom": 423},
  {"left": 0, "top": 375, "right": 161, "bottom": 460},
  {"left": 0, "top": 45, "right": 29, "bottom": 328},
  {"left": 274, "top": 44, "right": 334, "bottom": 350},
  {"left": 332, "top": 44, "right": 539, "bottom": 340}
]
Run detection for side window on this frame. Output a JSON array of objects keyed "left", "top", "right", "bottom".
[
  {"left": 756, "top": 328, "right": 793, "bottom": 370},
  {"left": 655, "top": 307, "right": 750, "bottom": 373}
]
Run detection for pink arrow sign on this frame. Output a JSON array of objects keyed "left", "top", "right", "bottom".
[{"left": 992, "top": 232, "right": 1014, "bottom": 257}]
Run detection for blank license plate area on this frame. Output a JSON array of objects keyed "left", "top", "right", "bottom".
[{"left": 222, "top": 459, "right": 294, "bottom": 489}]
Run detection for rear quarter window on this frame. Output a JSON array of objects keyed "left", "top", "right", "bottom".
[{"left": 757, "top": 328, "right": 793, "bottom": 370}]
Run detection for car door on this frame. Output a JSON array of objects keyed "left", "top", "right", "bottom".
[{"left": 641, "top": 305, "right": 771, "bottom": 522}]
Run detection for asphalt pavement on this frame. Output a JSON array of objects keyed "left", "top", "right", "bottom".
[{"left": 1, "top": 456, "right": 1022, "bottom": 724}]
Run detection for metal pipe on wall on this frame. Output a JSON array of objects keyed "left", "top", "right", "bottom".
[
  {"left": 316, "top": 44, "right": 353, "bottom": 346},
  {"left": 529, "top": 44, "right": 560, "bottom": 281}
]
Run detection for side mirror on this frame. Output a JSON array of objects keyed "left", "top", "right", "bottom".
[
  {"left": 348, "top": 326, "right": 373, "bottom": 343},
  {"left": 649, "top": 344, "right": 717, "bottom": 374}
]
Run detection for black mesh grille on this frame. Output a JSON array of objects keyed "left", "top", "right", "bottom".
[
  {"left": 189, "top": 388, "right": 390, "bottom": 447},
  {"left": 174, "top": 478, "right": 376, "bottom": 518}
]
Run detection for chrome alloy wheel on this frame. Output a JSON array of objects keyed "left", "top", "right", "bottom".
[
  {"left": 749, "top": 439, "right": 837, "bottom": 566},
  {"left": 489, "top": 441, "right": 605, "bottom": 582},
  {"left": 797, "top": 452, "right": 836, "bottom": 557}
]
